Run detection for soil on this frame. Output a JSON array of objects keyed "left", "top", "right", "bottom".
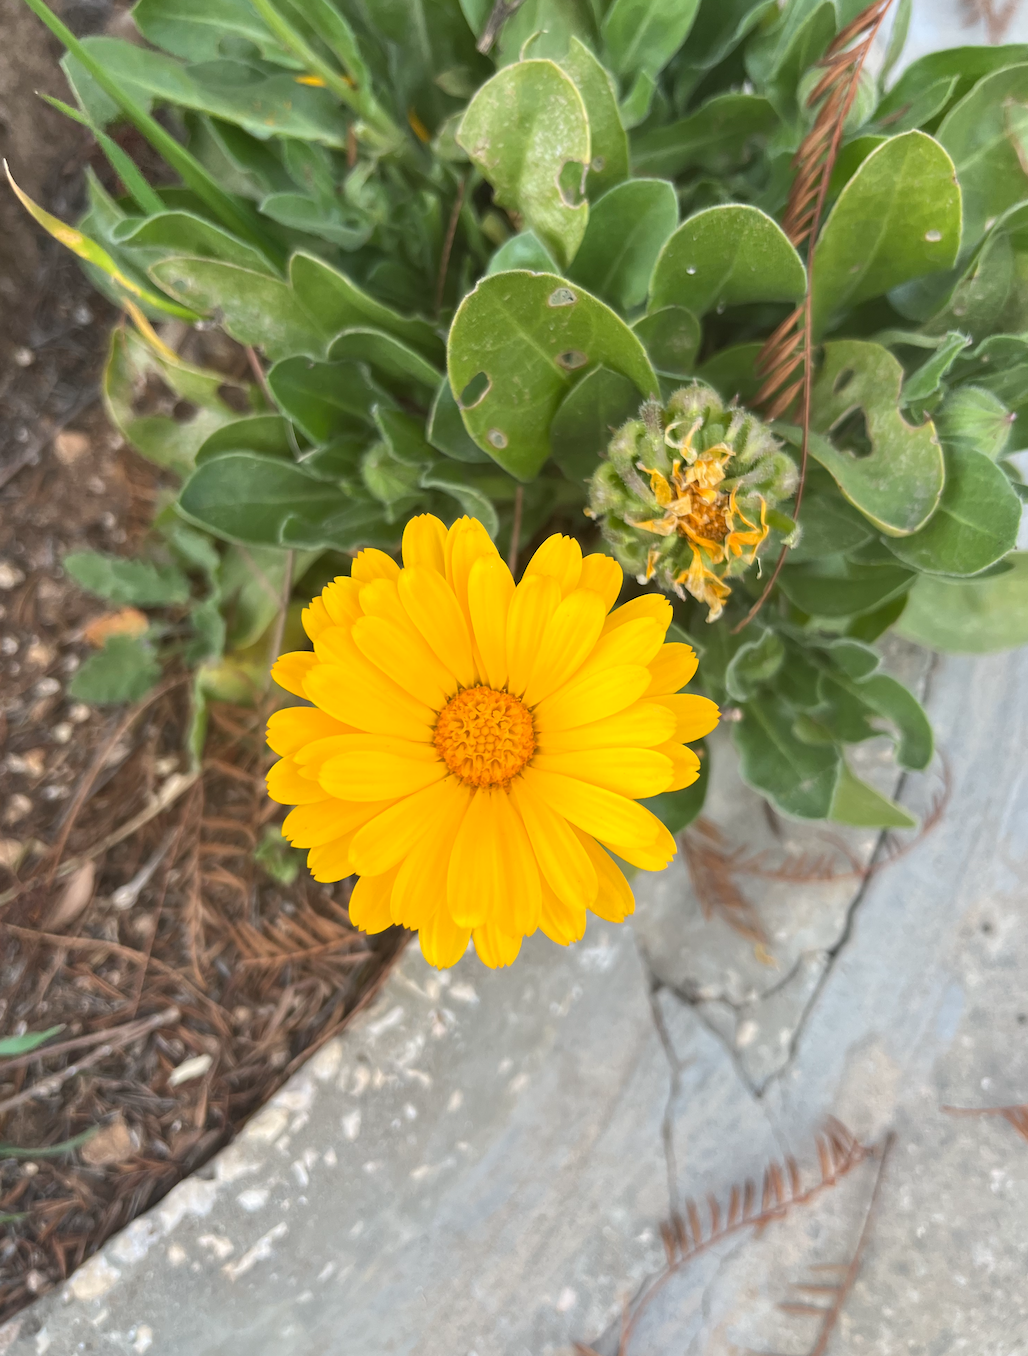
[{"left": 0, "top": 1, "right": 404, "bottom": 1323}]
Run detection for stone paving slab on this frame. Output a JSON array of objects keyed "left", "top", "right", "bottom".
[{"left": 4, "top": 641, "right": 1026, "bottom": 1356}]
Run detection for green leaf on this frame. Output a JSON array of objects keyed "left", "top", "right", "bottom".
[
  {"left": 327, "top": 329, "right": 443, "bottom": 393},
  {"left": 601, "top": 0, "right": 700, "bottom": 81},
  {"left": 619, "top": 70, "right": 657, "bottom": 131},
  {"left": 725, "top": 627, "right": 784, "bottom": 702},
  {"left": 883, "top": 447, "right": 1021, "bottom": 577},
  {"left": 559, "top": 37, "right": 629, "bottom": 199},
  {"left": 427, "top": 380, "right": 491, "bottom": 463},
  {"left": 919, "top": 203, "right": 1028, "bottom": 339},
  {"left": 254, "top": 824, "right": 302, "bottom": 886},
  {"left": 938, "top": 63, "right": 1028, "bottom": 256},
  {"left": 649, "top": 205, "right": 806, "bottom": 316},
  {"left": 787, "top": 485, "right": 874, "bottom": 563},
  {"left": 900, "top": 331, "right": 971, "bottom": 416},
  {"left": 64, "top": 551, "right": 190, "bottom": 606},
  {"left": 448, "top": 270, "right": 659, "bottom": 480},
  {"left": 697, "top": 341, "right": 764, "bottom": 405},
  {"left": 420, "top": 461, "right": 500, "bottom": 537},
  {"left": 486, "top": 232, "right": 558, "bottom": 276},
  {"left": 873, "top": 74, "right": 959, "bottom": 136},
  {"left": 847, "top": 672, "right": 933, "bottom": 770},
  {"left": 632, "top": 307, "right": 701, "bottom": 378},
  {"left": 829, "top": 761, "right": 916, "bottom": 830},
  {"left": 807, "top": 340, "right": 945, "bottom": 535},
  {"left": 196, "top": 415, "right": 294, "bottom": 465},
  {"left": 181, "top": 451, "right": 350, "bottom": 545},
  {"left": 744, "top": 0, "right": 835, "bottom": 122},
  {"left": 934, "top": 386, "right": 1014, "bottom": 460},
  {"left": 549, "top": 365, "right": 642, "bottom": 483},
  {"left": 149, "top": 258, "right": 328, "bottom": 360},
  {"left": 569, "top": 178, "right": 678, "bottom": 312},
  {"left": 733, "top": 693, "right": 841, "bottom": 820},
  {"left": 259, "top": 193, "right": 373, "bottom": 250},
  {"left": 778, "top": 555, "right": 916, "bottom": 619},
  {"left": 642, "top": 738, "right": 709, "bottom": 835},
  {"left": 0, "top": 1026, "right": 64, "bottom": 1057},
  {"left": 104, "top": 327, "right": 247, "bottom": 477},
  {"left": 114, "top": 210, "right": 276, "bottom": 279},
  {"left": 39, "top": 94, "right": 165, "bottom": 216},
  {"left": 69, "top": 635, "right": 162, "bottom": 706},
  {"left": 289, "top": 254, "right": 443, "bottom": 363},
  {"left": 492, "top": 0, "right": 599, "bottom": 66},
  {"left": 131, "top": 0, "right": 288, "bottom": 62},
  {"left": 631, "top": 93, "right": 778, "bottom": 178},
  {"left": 874, "top": 44, "right": 1028, "bottom": 127},
  {"left": 897, "top": 551, "right": 1028, "bottom": 653},
  {"left": 810, "top": 132, "right": 961, "bottom": 338},
  {"left": 267, "top": 358, "right": 381, "bottom": 442},
  {"left": 457, "top": 60, "right": 590, "bottom": 269},
  {"left": 218, "top": 544, "right": 307, "bottom": 649}
]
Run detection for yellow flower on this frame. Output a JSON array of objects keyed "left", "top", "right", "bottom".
[{"left": 266, "top": 515, "right": 719, "bottom": 970}]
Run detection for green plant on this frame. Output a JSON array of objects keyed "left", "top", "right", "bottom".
[{"left": 13, "top": 0, "right": 1028, "bottom": 831}]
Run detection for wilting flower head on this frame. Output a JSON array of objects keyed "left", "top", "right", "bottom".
[
  {"left": 266, "top": 515, "right": 719, "bottom": 970},
  {"left": 589, "top": 383, "right": 797, "bottom": 621}
]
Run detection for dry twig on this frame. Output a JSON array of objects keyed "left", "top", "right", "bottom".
[{"left": 942, "top": 1103, "right": 1028, "bottom": 1143}]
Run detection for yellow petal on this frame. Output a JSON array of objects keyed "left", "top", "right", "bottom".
[
  {"left": 351, "top": 548, "right": 400, "bottom": 584},
  {"left": 509, "top": 775, "right": 597, "bottom": 910},
  {"left": 419, "top": 910, "right": 472, "bottom": 968},
  {"left": 579, "top": 553, "right": 623, "bottom": 611},
  {"left": 351, "top": 614, "right": 457, "bottom": 709},
  {"left": 350, "top": 775, "right": 470, "bottom": 877},
  {"left": 533, "top": 664, "right": 651, "bottom": 732},
  {"left": 320, "top": 740, "right": 446, "bottom": 801},
  {"left": 650, "top": 693, "right": 720, "bottom": 742},
  {"left": 531, "top": 747, "right": 674, "bottom": 799},
  {"left": 347, "top": 868, "right": 399, "bottom": 932},
  {"left": 293, "top": 733, "right": 359, "bottom": 778},
  {"left": 321, "top": 576, "right": 364, "bottom": 628},
  {"left": 576, "top": 830, "right": 636, "bottom": 922},
  {"left": 266, "top": 755, "right": 330, "bottom": 805},
  {"left": 302, "top": 596, "right": 332, "bottom": 642},
  {"left": 447, "top": 787, "right": 540, "bottom": 931},
  {"left": 538, "top": 879, "right": 587, "bottom": 945},
  {"left": 522, "top": 587, "right": 607, "bottom": 705},
  {"left": 602, "top": 592, "right": 673, "bottom": 635},
  {"left": 271, "top": 650, "right": 317, "bottom": 698},
  {"left": 445, "top": 516, "right": 498, "bottom": 625},
  {"left": 523, "top": 765, "right": 671, "bottom": 851},
  {"left": 536, "top": 701, "right": 675, "bottom": 754},
  {"left": 599, "top": 832, "right": 675, "bottom": 872},
  {"left": 647, "top": 642, "right": 698, "bottom": 694},
  {"left": 304, "top": 657, "right": 436, "bottom": 741},
  {"left": 467, "top": 554, "right": 515, "bottom": 690},
  {"left": 524, "top": 533, "right": 583, "bottom": 595},
  {"left": 505, "top": 572, "right": 561, "bottom": 697},
  {"left": 283, "top": 797, "right": 392, "bottom": 848},
  {"left": 402, "top": 513, "right": 447, "bottom": 573},
  {"left": 581, "top": 617, "right": 665, "bottom": 670},
  {"left": 357, "top": 577, "right": 409, "bottom": 626},
  {"left": 266, "top": 705, "right": 352, "bottom": 756},
  {"left": 307, "top": 830, "right": 357, "bottom": 883},
  {"left": 397, "top": 565, "right": 476, "bottom": 688},
  {"left": 656, "top": 741, "right": 701, "bottom": 792},
  {"left": 391, "top": 783, "right": 472, "bottom": 929},
  {"left": 472, "top": 922, "right": 522, "bottom": 968}
]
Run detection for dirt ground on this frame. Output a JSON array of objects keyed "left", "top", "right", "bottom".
[{"left": 0, "top": 1, "right": 403, "bottom": 1323}]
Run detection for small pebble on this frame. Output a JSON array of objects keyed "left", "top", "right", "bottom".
[
  {"left": 3, "top": 795, "right": 31, "bottom": 825},
  {"left": 34, "top": 677, "right": 60, "bottom": 697},
  {"left": 69, "top": 703, "right": 91, "bottom": 723},
  {"left": 53, "top": 430, "right": 91, "bottom": 465},
  {"left": 21, "top": 1164, "right": 39, "bottom": 1179},
  {"left": 0, "top": 562, "right": 26, "bottom": 591},
  {"left": 13, "top": 347, "right": 34, "bottom": 367},
  {"left": 52, "top": 722, "right": 73, "bottom": 744},
  {"left": 87, "top": 477, "right": 106, "bottom": 495},
  {"left": 25, "top": 641, "right": 54, "bottom": 668},
  {"left": 1, "top": 636, "right": 18, "bottom": 655},
  {"left": 41, "top": 785, "right": 70, "bottom": 801}
]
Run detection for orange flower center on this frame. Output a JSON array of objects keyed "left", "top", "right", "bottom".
[{"left": 434, "top": 686, "right": 535, "bottom": 788}]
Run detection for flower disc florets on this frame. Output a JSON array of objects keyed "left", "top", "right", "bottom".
[{"left": 588, "top": 383, "right": 797, "bottom": 621}]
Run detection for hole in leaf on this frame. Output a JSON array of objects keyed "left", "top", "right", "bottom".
[
  {"left": 833, "top": 367, "right": 856, "bottom": 396},
  {"left": 924, "top": 229, "right": 942, "bottom": 243},
  {"left": 556, "top": 350, "right": 588, "bottom": 371},
  {"left": 548, "top": 287, "right": 577, "bottom": 308},
  {"left": 591, "top": 155, "right": 606, "bottom": 173},
  {"left": 557, "top": 160, "right": 588, "bottom": 207},
  {"left": 830, "top": 406, "right": 873, "bottom": 459},
  {"left": 487, "top": 428, "right": 508, "bottom": 449},
  {"left": 172, "top": 399, "right": 199, "bottom": 423},
  {"left": 459, "top": 371, "right": 491, "bottom": 409}
]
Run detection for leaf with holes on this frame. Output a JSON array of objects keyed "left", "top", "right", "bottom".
[
  {"left": 810, "top": 132, "right": 961, "bottom": 337},
  {"left": 427, "top": 380, "right": 491, "bottom": 463},
  {"left": 559, "top": 37, "right": 628, "bottom": 199},
  {"left": 897, "top": 551, "right": 1028, "bottom": 653},
  {"left": 69, "top": 634, "right": 162, "bottom": 705},
  {"left": 447, "top": 271, "right": 659, "bottom": 480},
  {"left": 649, "top": 205, "right": 806, "bottom": 316},
  {"left": 600, "top": 0, "right": 701, "bottom": 81},
  {"left": 149, "top": 257, "right": 328, "bottom": 360},
  {"left": 733, "top": 693, "right": 841, "bottom": 820},
  {"left": 883, "top": 447, "right": 1021, "bottom": 577},
  {"left": 549, "top": 365, "right": 642, "bottom": 484},
  {"left": 457, "top": 60, "right": 590, "bottom": 270},
  {"left": 807, "top": 341, "right": 945, "bottom": 535},
  {"left": 569, "top": 178, "right": 678, "bottom": 312}
]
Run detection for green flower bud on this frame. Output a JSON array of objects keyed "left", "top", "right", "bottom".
[{"left": 587, "top": 382, "right": 796, "bottom": 621}]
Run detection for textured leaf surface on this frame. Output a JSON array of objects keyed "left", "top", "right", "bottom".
[
  {"left": 569, "top": 178, "right": 678, "bottom": 312},
  {"left": 559, "top": 37, "right": 628, "bottom": 199},
  {"left": 733, "top": 694, "right": 841, "bottom": 820},
  {"left": 64, "top": 552, "right": 190, "bottom": 606},
  {"left": 829, "top": 762, "right": 916, "bottom": 829},
  {"left": 549, "top": 366, "right": 642, "bottom": 483},
  {"left": 70, "top": 635, "right": 161, "bottom": 705}
]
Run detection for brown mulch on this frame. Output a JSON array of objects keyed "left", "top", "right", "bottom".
[{"left": 0, "top": 0, "right": 404, "bottom": 1322}]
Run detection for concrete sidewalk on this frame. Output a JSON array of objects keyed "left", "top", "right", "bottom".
[{"left": 3, "top": 640, "right": 1026, "bottom": 1356}]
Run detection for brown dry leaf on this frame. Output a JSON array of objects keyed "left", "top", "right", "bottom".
[
  {"left": 46, "top": 860, "right": 96, "bottom": 931},
  {"left": 80, "top": 1114, "right": 138, "bottom": 1167},
  {"left": 82, "top": 608, "right": 149, "bottom": 647},
  {"left": 53, "top": 430, "right": 91, "bottom": 465}
]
